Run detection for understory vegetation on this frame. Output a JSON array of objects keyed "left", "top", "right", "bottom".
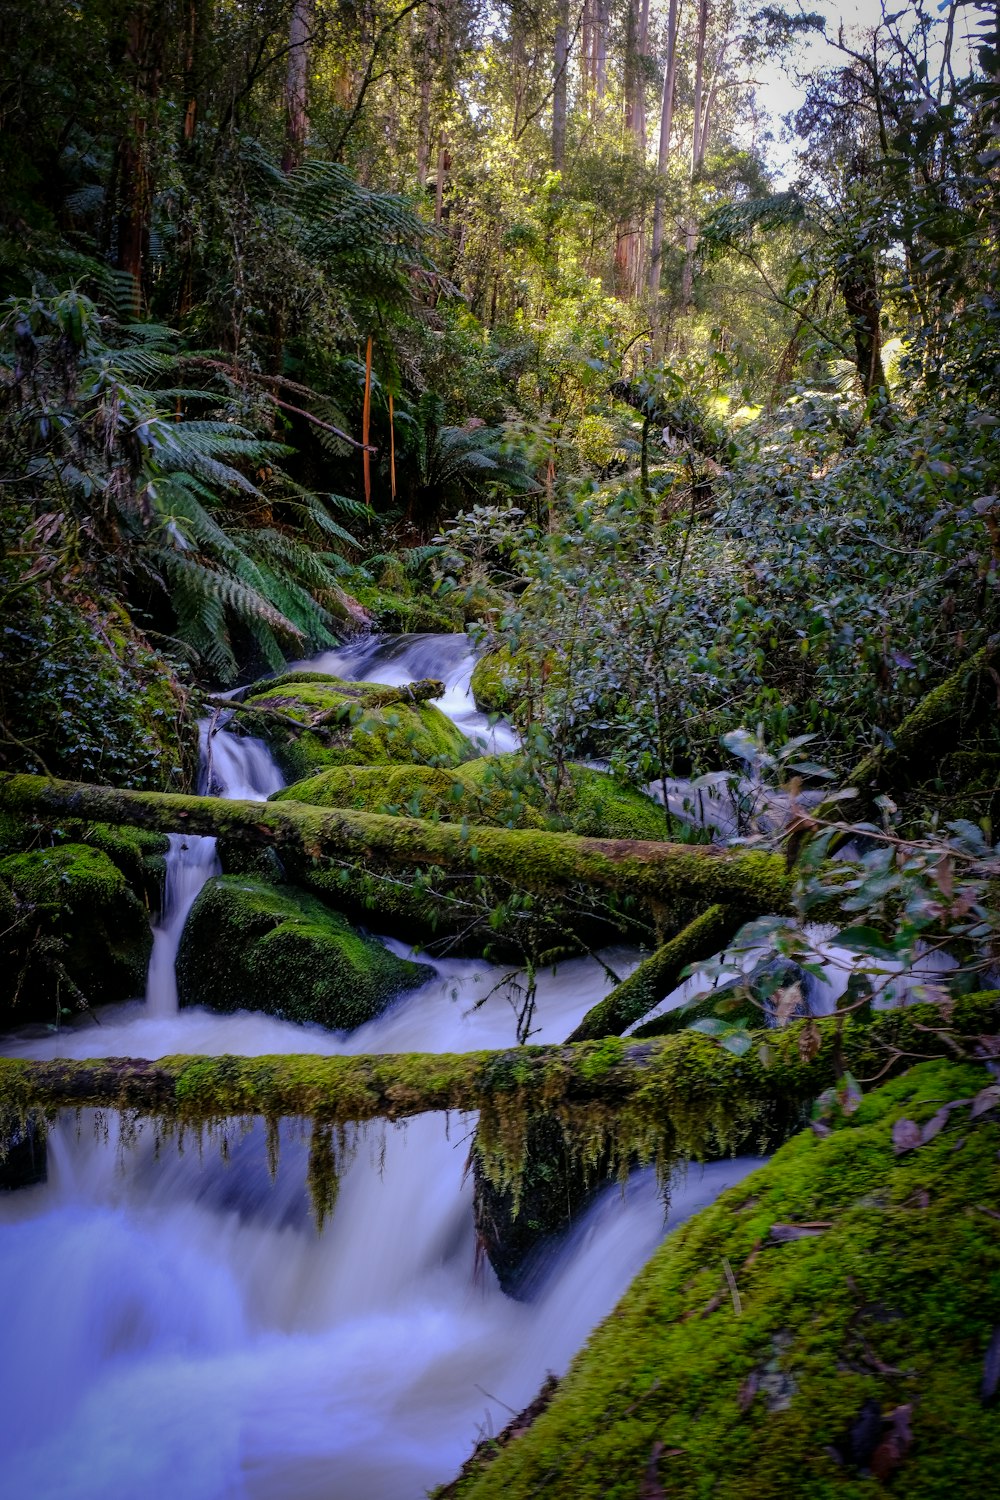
[{"left": 2, "top": 0, "right": 1000, "bottom": 1492}]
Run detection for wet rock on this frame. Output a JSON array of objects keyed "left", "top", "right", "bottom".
[{"left": 177, "top": 875, "right": 432, "bottom": 1030}]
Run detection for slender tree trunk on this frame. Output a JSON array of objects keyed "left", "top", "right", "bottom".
[
  {"left": 282, "top": 0, "right": 314, "bottom": 172},
  {"left": 116, "top": 8, "right": 161, "bottom": 316},
  {"left": 415, "top": 5, "right": 436, "bottom": 187},
  {"left": 552, "top": 0, "right": 570, "bottom": 170},
  {"left": 649, "top": 0, "right": 683, "bottom": 293},
  {"left": 680, "top": 0, "right": 710, "bottom": 310},
  {"left": 434, "top": 131, "right": 446, "bottom": 223},
  {"left": 690, "top": 0, "right": 709, "bottom": 173},
  {"left": 595, "top": 0, "right": 608, "bottom": 101}
]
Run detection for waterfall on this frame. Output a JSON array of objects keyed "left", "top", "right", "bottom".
[
  {"left": 298, "top": 631, "right": 520, "bottom": 753},
  {"left": 0, "top": 633, "right": 757, "bottom": 1500},
  {"left": 144, "top": 722, "right": 285, "bottom": 1015}
]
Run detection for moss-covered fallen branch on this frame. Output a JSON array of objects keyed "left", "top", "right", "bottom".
[
  {"left": 851, "top": 640, "right": 1000, "bottom": 799},
  {"left": 0, "top": 773, "right": 793, "bottom": 917},
  {"left": 565, "top": 904, "right": 738, "bottom": 1043},
  {"left": 2, "top": 993, "right": 996, "bottom": 1158}
]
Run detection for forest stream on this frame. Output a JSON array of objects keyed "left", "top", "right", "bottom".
[{"left": 0, "top": 634, "right": 758, "bottom": 1500}]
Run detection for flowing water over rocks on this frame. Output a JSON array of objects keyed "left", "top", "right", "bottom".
[{"left": 0, "top": 632, "right": 757, "bottom": 1500}]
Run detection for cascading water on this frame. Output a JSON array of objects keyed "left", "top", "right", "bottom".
[
  {"left": 299, "top": 631, "right": 520, "bottom": 753},
  {"left": 145, "top": 721, "right": 284, "bottom": 1015},
  {"left": 0, "top": 633, "right": 758, "bottom": 1500}
]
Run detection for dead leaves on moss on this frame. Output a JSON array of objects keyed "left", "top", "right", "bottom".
[{"left": 892, "top": 1090, "right": 992, "bottom": 1153}]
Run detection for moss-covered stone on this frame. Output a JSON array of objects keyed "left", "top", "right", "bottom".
[
  {"left": 0, "top": 844, "right": 152, "bottom": 1026},
  {"left": 440, "top": 1057, "right": 1000, "bottom": 1499},
  {"left": 241, "top": 674, "right": 473, "bottom": 781},
  {"left": 276, "top": 755, "right": 672, "bottom": 841},
  {"left": 469, "top": 647, "right": 535, "bottom": 715},
  {"left": 176, "top": 874, "right": 432, "bottom": 1029}
]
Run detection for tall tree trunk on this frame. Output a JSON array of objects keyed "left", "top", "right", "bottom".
[
  {"left": 648, "top": 0, "right": 683, "bottom": 294},
  {"left": 681, "top": 0, "right": 710, "bottom": 310},
  {"left": 690, "top": 0, "right": 709, "bottom": 173},
  {"left": 595, "top": 0, "right": 608, "bottom": 101},
  {"left": 282, "top": 0, "right": 314, "bottom": 173},
  {"left": 552, "top": 0, "right": 570, "bottom": 170},
  {"left": 116, "top": 8, "right": 162, "bottom": 318},
  {"left": 415, "top": 4, "right": 437, "bottom": 187}
]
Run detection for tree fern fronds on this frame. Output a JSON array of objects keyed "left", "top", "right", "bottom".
[{"left": 154, "top": 548, "right": 305, "bottom": 641}]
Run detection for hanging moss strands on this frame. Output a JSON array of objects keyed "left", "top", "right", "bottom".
[{"left": 2, "top": 992, "right": 997, "bottom": 1196}]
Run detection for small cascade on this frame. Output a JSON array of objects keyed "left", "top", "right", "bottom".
[
  {"left": 299, "top": 631, "right": 520, "bottom": 753},
  {"left": 144, "top": 722, "right": 285, "bottom": 1015}
]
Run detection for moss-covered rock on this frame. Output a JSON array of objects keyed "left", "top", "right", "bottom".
[
  {"left": 439, "top": 1057, "right": 1000, "bottom": 1498},
  {"left": 242, "top": 674, "right": 473, "bottom": 781},
  {"left": 0, "top": 844, "right": 152, "bottom": 1026},
  {"left": 469, "top": 647, "right": 535, "bottom": 715},
  {"left": 176, "top": 875, "right": 432, "bottom": 1029},
  {"left": 276, "top": 756, "right": 672, "bottom": 841}
]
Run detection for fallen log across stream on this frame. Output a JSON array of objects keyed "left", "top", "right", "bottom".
[
  {"left": 0, "top": 772, "right": 794, "bottom": 916},
  {"left": 2, "top": 995, "right": 996, "bottom": 1148}
]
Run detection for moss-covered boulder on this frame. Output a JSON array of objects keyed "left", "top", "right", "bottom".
[
  {"left": 469, "top": 647, "right": 535, "bottom": 715},
  {"left": 276, "top": 756, "right": 672, "bottom": 841},
  {"left": 241, "top": 673, "right": 473, "bottom": 781},
  {"left": 0, "top": 844, "right": 152, "bottom": 1027},
  {"left": 176, "top": 875, "right": 432, "bottom": 1029},
  {"left": 438, "top": 1057, "right": 1000, "bottom": 1499}
]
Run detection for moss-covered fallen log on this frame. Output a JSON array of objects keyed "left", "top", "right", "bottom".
[
  {"left": 851, "top": 640, "right": 1000, "bottom": 798},
  {"left": 2, "top": 993, "right": 996, "bottom": 1155},
  {"left": 0, "top": 773, "right": 793, "bottom": 916},
  {"left": 565, "top": 904, "right": 738, "bottom": 1043}
]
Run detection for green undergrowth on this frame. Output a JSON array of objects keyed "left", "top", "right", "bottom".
[
  {"left": 275, "top": 755, "right": 673, "bottom": 840},
  {"left": 241, "top": 673, "right": 473, "bottom": 780},
  {"left": 441, "top": 1056, "right": 1000, "bottom": 1499},
  {"left": 0, "top": 843, "right": 151, "bottom": 1025},
  {"left": 176, "top": 874, "right": 432, "bottom": 1029}
]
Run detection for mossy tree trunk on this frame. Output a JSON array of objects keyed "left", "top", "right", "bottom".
[
  {"left": 2, "top": 993, "right": 995, "bottom": 1138},
  {"left": 0, "top": 773, "right": 795, "bottom": 919}
]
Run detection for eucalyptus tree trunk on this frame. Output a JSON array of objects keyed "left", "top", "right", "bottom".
[
  {"left": 115, "top": 5, "right": 162, "bottom": 316},
  {"left": 552, "top": 0, "right": 570, "bottom": 170},
  {"left": 282, "top": 0, "right": 314, "bottom": 173},
  {"left": 681, "top": 0, "right": 710, "bottom": 307},
  {"left": 595, "top": 0, "right": 608, "bottom": 101},
  {"left": 648, "top": 0, "right": 683, "bottom": 294}
]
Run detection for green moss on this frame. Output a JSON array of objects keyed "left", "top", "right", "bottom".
[
  {"left": 276, "top": 756, "right": 672, "bottom": 841},
  {"left": 242, "top": 674, "right": 473, "bottom": 780},
  {"left": 442, "top": 1056, "right": 1000, "bottom": 1499},
  {"left": 351, "top": 582, "right": 466, "bottom": 633},
  {"left": 469, "top": 647, "right": 534, "bottom": 715},
  {"left": 176, "top": 874, "right": 432, "bottom": 1030},
  {"left": 2, "top": 584, "right": 198, "bottom": 790},
  {"left": 0, "top": 843, "right": 152, "bottom": 1025}
]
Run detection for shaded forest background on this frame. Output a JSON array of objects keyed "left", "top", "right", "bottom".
[{"left": 0, "top": 0, "right": 997, "bottom": 802}]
